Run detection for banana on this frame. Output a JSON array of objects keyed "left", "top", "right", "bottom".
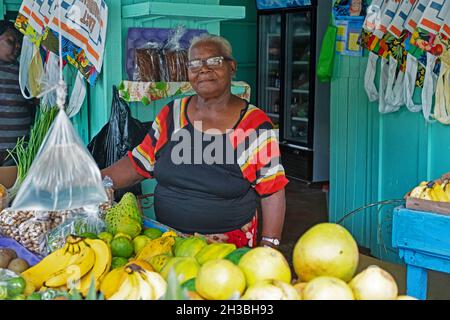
[
  {"left": 136, "top": 272, "right": 154, "bottom": 300},
  {"left": 108, "top": 275, "right": 134, "bottom": 300},
  {"left": 21, "top": 245, "right": 75, "bottom": 289},
  {"left": 44, "top": 245, "right": 96, "bottom": 288},
  {"left": 100, "top": 268, "right": 126, "bottom": 299},
  {"left": 409, "top": 185, "right": 426, "bottom": 198},
  {"left": 432, "top": 182, "right": 449, "bottom": 202},
  {"left": 126, "top": 272, "right": 141, "bottom": 300},
  {"left": 78, "top": 239, "right": 112, "bottom": 296},
  {"left": 140, "top": 269, "right": 167, "bottom": 300}
]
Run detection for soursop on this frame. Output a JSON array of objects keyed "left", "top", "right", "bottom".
[{"left": 105, "top": 192, "right": 142, "bottom": 238}]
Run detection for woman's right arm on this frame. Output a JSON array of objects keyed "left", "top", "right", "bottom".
[{"left": 101, "top": 156, "right": 145, "bottom": 189}]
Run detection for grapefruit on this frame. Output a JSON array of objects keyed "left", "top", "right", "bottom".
[
  {"left": 242, "top": 280, "right": 300, "bottom": 300},
  {"left": 196, "top": 259, "right": 246, "bottom": 300},
  {"left": 293, "top": 223, "right": 359, "bottom": 282},
  {"left": 238, "top": 247, "right": 291, "bottom": 286},
  {"left": 303, "top": 276, "right": 354, "bottom": 300}
]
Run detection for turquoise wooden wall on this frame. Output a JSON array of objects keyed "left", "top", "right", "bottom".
[
  {"left": 329, "top": 53, "right": 450, "bottom": 264},
  {"left": 220, "top": 0, "right": 257, "bottom": 103}
]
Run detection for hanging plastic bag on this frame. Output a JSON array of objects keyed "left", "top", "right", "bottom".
[
  {"left": 10, "top": 109, "right": 108, "bottom": 212},
  {"left": 432, "top": 13, "right": 450, "bottom": 124},
  {"left": 87, "top": 86, "right": 148, "bottom": 201},
  {"left": 45, "top": 206, "right": 106, "bottom": 253},
  {"left": 163, "top": 25, "right": 189, "bottom": 82},
  {"left": 133, "top": 41, "right": 166, "bottom": 82},
  {"left": 317, "top": 15, "right": 337, "bottom": 82},
  {"left": 18, "top": 36, "right": 35, "bottom": 100}
]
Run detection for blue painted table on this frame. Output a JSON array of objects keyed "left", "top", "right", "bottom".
[{"left": 392, "top": 206, "right": 450, "bottom": 300}]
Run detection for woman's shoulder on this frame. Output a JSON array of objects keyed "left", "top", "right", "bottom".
[{"left": 237, "top": 103, "right": 275, "bottom": 130}]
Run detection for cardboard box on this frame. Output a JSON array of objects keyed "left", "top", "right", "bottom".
[
  {"left": 0, "top": 166, "right": 17, "bottom": 189},
  {"left": 406, "top": 197, "right": 450, "bottom": 215}
]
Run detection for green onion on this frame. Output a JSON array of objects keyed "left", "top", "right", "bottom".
[{"left": 6, "top": 106, "right": 59, "bottom": 196}]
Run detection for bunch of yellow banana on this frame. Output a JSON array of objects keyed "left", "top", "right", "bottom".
[
  {"left": 105, "top": 263, "right": 167, "bottom": 300},
  {"left": 22, "top": 235, "right": 111, "bottom": 296},
  {"left": 409, "top": 180, "right": 450, "bottom": 202}
]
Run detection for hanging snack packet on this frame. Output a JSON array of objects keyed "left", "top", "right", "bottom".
[
  {"left": 10, "top": 110, "right": 108, "bottom": 212},
  {"left": 133, "top": 41, "right": 166, "bottom": 82},
  {"left": 163, "top": 25, "right": 189, "bottom": 82}
]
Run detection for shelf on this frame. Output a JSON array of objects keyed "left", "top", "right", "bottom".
[
  {"left": 292, "top": 117, "right": 309, "bottom": 122},
  {"left": 122, "top": 2, "right": 245, "bottom": 23},
  {"left": 268, "top": 33, "right": 281, "bottom": 37},
  {"left": 294, "top": 32, "right": 311, "bottom": 37},
  {"left": 267, "top": 113, "right": 280, "bottom": 118},
  {"left": 293, "top": 61, "right": 309, "bottom": 65},
  {"left": 269, "top": 60, "right": 280, "bottom": 64},
  {"left": 266, "top": 87, "right": 281, "bottom": 91},
  {"left": 292, "top": 89, "right": 309, "bottom": 94}
]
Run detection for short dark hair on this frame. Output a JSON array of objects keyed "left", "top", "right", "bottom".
[{"left": 0, "top": 20, "right": 22, "bottom": 39}]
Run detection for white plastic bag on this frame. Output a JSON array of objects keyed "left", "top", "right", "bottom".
[{"left": 10, "top": 110, "right": 108, "bottom": 211}]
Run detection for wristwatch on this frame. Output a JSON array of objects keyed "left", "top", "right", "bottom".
[{"left": 261, "top": 236, "right": 280, "bottom": 247}]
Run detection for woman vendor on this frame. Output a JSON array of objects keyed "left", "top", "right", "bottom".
[{"left": 102, "top": 35, "right": 289, "bottom": 249}]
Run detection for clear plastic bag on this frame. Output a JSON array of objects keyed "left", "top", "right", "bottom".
[
  {"left": 163, "top": 25, "right": 189, "bottom": 82},
  {"left": 0, "top": 268, "right": 22, "bottom": 300},
  {"left": 45, "top": 205, "right": 106, "bottom": 253},
  {"left": 133, "top": 41, "right": 166, "bottom": 82},
  {"left": 10, "top": 109, "right": 108, "bottom": 212}
]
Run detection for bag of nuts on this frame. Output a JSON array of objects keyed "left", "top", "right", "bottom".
[
  {"left": 17, "top": 212, "right": 53, "bottom": 255},
  {"left": 0, "top": 210, "right": 34, "bottom": 242}
]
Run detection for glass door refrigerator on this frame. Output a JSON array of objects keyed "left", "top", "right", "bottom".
[{"left": 256, "top": 0, "right": 331, "bottom": 183}]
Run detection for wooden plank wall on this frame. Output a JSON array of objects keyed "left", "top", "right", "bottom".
[{"left": 330, "top": 52, "right": 450, "bottom": 264}]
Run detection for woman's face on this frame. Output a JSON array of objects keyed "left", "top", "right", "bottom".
[
  {"left": 0, "top": 29, "right": 21, "bottom": 63},
  {"left": 188, "top": 42, "right": 236, "bottom": 99}
]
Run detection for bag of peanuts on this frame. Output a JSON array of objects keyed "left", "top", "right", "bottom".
[{"left": 163, "top": 25, "right": 189, "bottom": 82}]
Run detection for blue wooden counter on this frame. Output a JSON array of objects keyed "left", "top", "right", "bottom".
[{"left": 392, "top": 206, "right": 450, "bottom": 300}]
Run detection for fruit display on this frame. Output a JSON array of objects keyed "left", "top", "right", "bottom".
[
  {"left": 409, "top": 180, "right": 450, "bottom": 202},
  {"left": 0, "top": 190, "right": 419, "bottom": 300}
]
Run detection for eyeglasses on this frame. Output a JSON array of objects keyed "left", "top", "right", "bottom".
[{"left": 187, "top": 56, "right": 233, "bottom": 72}]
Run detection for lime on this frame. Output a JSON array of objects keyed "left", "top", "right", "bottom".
[
  {"left": 79, "top": 232, "right": 98, "bottom": 239},
  {"left": 132, "top": 235, "right": 150, "bottom": 255},
  {"left": 27, "top": 292, "right": 42, "bottom": 300},
  {"left": 10, "top": 294, "right": 26, "bottom": 300},
  {"left": 111, "top": 257, "right": 129, "bottom": 270},
  {"left": 114, "top": 232, "right": 133, "bottom": 241},
  {"left": 98, "top": 232, "right": 114, "bottom": 245},
  {"left": 143, "top": 228, "right": 163, "bottom": 239},
  {"left": 111, "top": 237, "right": 134, "bottom": 258},
  {"left": 7, "top": 277, "right": 26, "bottom": 297}
]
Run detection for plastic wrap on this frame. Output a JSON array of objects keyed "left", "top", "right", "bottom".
[
  {"left": 133, "top": 41, "right": 166, "bottom": 82},
  {"left": 0, "top": 269, "right": 24, "bottom": 300},
  {"left": 10, "top": 109, "right": 108, "bottom": 212},
  {"left": 88, "top": 87, "right": 148, "bottom": 202},
  {"left": 45, "top": 206, "right": 106, "bottom": 253},
  {"left": 163, "top": 25, "right": 189, "bottom": 82}
]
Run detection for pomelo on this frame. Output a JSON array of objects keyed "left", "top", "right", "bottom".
[
  {"left": 303, "top": 276, "right": 354, "bottom": 300},
  {"left": 293, "top": 223, "right": 359, "bottom": 282},
  {"left": 196, "top": 259, "right": 246, "bottom": 300},
  {"left": 238, "top": 247, "right": 291, "bottom": 286}
]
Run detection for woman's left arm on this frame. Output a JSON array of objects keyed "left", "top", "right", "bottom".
[{"left": 260, "top": 188, "right": 286, "bottom": 246}]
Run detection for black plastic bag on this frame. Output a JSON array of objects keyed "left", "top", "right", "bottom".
[{"left": 88, "top": 86, "right": 149, "bottom": 201}]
